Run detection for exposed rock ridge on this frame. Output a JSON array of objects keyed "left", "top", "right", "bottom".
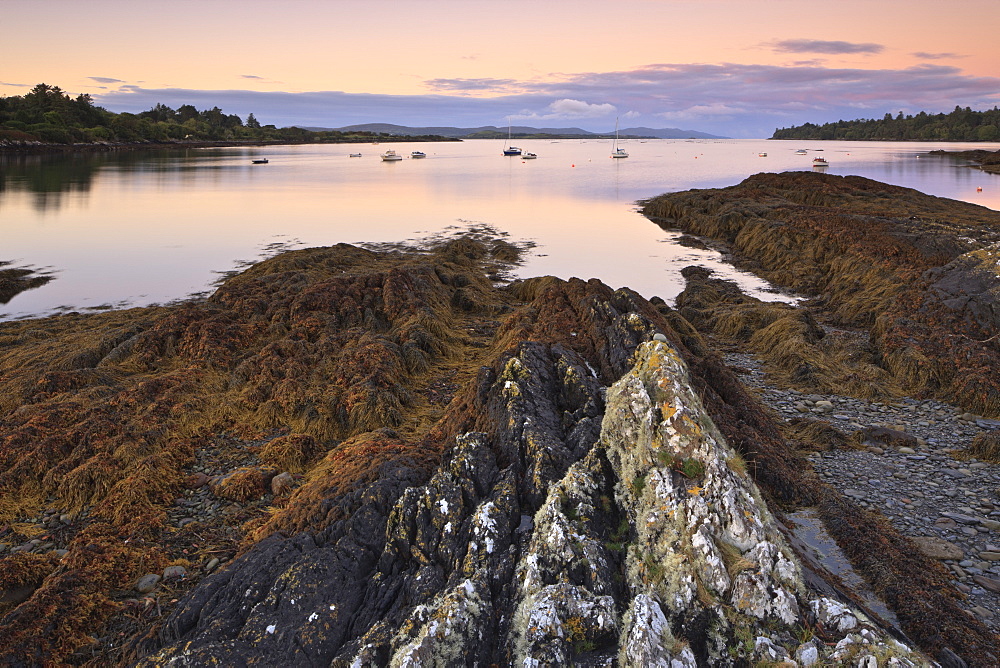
[
  {"left": 597, "top": 342, "right": 926, "bottom": 666},
  {"left": 144, "top": 341, "right": 931, "bottom": 667}
]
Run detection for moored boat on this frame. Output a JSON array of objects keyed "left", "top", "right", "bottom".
[
  {"left": 611, "top": 117, "right": 628, "bottom": 158},
  {"left": 411, "top": 151, "right": 426, "bottom": 159},
  {"left": 812, "top": 156, "right": 829, "bottom": 166},
  {"left": 795, "top": 149, "right": 807, "bottom": 155},
  {"left": 758, "top": 152, "right": 767, "bottom": 157},
  {"left": 349, "top": 153, "right": 362, "bottom": 157},
  {"left": 522, "top": 151, "right": 537, "bottom": 160},
  {"left": 503, "top": 117, "right": 521, "bottom": 156},
  {"left": 381, "top": 150, "right": 403, "bottom": 162},
  {"left": 251, "top": 158, "right": 268, "bottom": 164}
]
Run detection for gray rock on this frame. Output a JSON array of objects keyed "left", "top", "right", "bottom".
[
  {"left": 135, "top": 574, "right": 161, "bottom": 593},
  {"left": 971, "top": 575, "right": 1000, "bottom": 593},
  {"left": 911, "top": 537, "right": 965, "bottom": 560},
  {"left": 271, "top": 472, "right": 294, "bottom": 495}
]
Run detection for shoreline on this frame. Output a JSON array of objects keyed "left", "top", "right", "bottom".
[
  {"left": 0, "top": 136, "right": 463, "bottom": 155},
  {"left": 928, "top": 148, "right": 1000, "bottom": 175}
]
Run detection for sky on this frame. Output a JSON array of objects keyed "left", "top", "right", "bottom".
[{"left": 2, "top": 0, "right": 999, "bottom": 138}]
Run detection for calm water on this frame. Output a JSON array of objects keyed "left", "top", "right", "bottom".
[{"left": 2, "top": 139, "right": 999, "bottom": 321}]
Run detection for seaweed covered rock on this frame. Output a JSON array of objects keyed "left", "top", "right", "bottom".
[
  {"left": 673, "top": 264, "right": 901, "bottom": 401},
  {"left": 1, "top": 232, "right": 996, "bottom": 666},
  {"left": 0, "top": 262, "right": 53, "bottom": 305},
  {"left": 144, "top": 342, "right": 933, "bottom": 667},
  {"left": 642, "top": 171, "right": 1000, "bottom": 415}
]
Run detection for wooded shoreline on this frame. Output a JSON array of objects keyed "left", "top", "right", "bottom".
[{"left": 0, "top": 136, "right": 461, "bottom": 155}]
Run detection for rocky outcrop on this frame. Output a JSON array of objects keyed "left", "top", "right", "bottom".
[
  {"left": 928, "top": 149, "right": 1000, "bottom": 175},
  {"left": 2, "top": 232, "right": 997, "bottom": 666},
  {"left": 143, "top": 340, "right": 932, "bottom": 667}
]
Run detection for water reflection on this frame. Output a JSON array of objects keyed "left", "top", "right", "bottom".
[
  {"left": 1, "top": 139, "right": 998, "bottom": 321},
  {"left": 0, "top": 152, "right": 103, "bottom": 211}
]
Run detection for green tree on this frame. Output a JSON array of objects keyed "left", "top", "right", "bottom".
[
  {"left": 177, "top": 104, "right": 199, "bottom": 122},
  {"left": 977, "top": 125, "right": 998, "bottom": 142}
]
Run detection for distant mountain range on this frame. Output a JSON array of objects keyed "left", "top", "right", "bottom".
[{"left": 297, "top": 123, "right": 727, "bottom": 140}]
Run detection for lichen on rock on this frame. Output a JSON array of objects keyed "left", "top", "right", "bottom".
[{"left": 599, "top": 340, "right": 930, "bottom": 666}]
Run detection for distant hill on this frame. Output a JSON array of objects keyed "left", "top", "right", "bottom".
[
  {"left": 618, "top": 126, "right": 725, "bottom": 139},
  {"left": 298, "top": 123, "right": 727, "bottom": 140}
]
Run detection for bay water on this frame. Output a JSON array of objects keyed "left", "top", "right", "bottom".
[{"left": 2, "top": 138, "right": 998, "bottom": 321}]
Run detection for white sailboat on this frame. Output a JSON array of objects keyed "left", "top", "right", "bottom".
[
  {"left": 611, "top": 117, "right": 628, "bottom": 158},
  {"left": 502, "top": 117, "right": 521, "bottom": 156}
]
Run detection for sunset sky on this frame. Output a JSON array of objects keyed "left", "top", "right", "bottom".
[{"left": 3, "top": 0, "right": 999, "bottom": 137}]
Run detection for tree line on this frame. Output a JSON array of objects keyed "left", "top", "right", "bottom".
[
  {"left": 0, "top": 83, "right": 451, "bottom": 146},
  {"left": 772, "top": 105, "right": 1000, "bottom": 142}
]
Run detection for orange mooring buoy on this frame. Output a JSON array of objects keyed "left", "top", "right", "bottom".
[{"left": 978, "top": 186, "right": 983, "bottom": 192}]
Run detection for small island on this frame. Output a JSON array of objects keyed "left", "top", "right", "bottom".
[{"left": 927, "top": 148, "right": 1000, "bottom": 175}]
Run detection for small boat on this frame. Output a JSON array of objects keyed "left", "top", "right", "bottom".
[
  {"left": 411, "top": 151, "right": 426, "bottom": 159},
  {"left": 795, "top": 149, "right": 807, "bottom": 155},
  {"left": 522, "top": 152, "right": 537, "bottom": 160},
  {"left": 251, "top": 158, "right": 268, "bottom": 164},
  {"left": 381, "top": 150, "right": 403, "bottom": 162},
  {"left": 758, "top": 152, "right": 767, "bottom": 157},
  {"left": 503, "top": 117, "right": 522, "bottom": 156},
  {"left": 812, "top": 157, "right": 829, "bottom": 166},
  {"left": 611, "top": 117, "right": 628, "bottom": 158},
  {"left": 349, "top": 153, "right": 362, "bottom": 158}
]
